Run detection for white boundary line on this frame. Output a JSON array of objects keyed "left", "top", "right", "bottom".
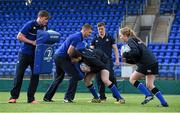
[{"left": 0, "top": 112, "right": 180, "bottom": 113}]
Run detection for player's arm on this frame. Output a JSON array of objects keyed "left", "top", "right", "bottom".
[
  {"left": 112, "top": 44, "right": 120, "bottom": 65},
  {"left": 67, "top": 45, "right": 75, "bottom": 57},
  {"left": 90, "top": 36, "right": 96, "bottom": 49},
  {"left": 17, "top": 32, "right": 36, "bottom": 46},
  {"left": 111, "top": 35, "right": 119, "bottom": 65},
  {"left": 18, "top": 21, "right": 36, "bottom": 46}
]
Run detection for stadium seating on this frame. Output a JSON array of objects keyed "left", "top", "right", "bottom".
[
  {"left": 0, "top": 0, "right": 147, "bottom": 77},
  {"left": 160, "top": 0, "right": 180, "bottom": 14},
  {"left": 150, "top": 0, "right": 180, "bottom": 79},
  {"left": 0, "top": 0, "right": 179, "bottom": 79}
]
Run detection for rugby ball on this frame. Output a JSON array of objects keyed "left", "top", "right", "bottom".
[
  {"left": 80, "top": 62, "right": 90, "bottom": 72},
  {"left": 80, "top": 63, "right": 88, "bottom": 69},
  {"left": 120, "top": 44, "right": 131, "bottom": 56}
]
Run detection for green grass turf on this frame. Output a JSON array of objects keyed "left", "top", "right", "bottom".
[{"left": 0, "top": 92, "right": 180, "bottom": 112}]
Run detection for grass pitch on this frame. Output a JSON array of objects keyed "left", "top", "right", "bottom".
[{"left": 0, "top": 92, "right": 180, "bottom": 112}]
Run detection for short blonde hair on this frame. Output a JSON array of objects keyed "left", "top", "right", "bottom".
[
  {"left": 82, "top": 23, "right": 92, "bottom": 30},
  {"left": 119, "top": 27, "right": 136, "bottom": 37},
  {"left": 119, "top": 27, "right": 144, "bottom": 43}
]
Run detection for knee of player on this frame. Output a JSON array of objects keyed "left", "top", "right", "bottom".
[
  {"left": 101, "top": 78, "right": 110, "bottom": 86},
  {"left": 129, "top": 77, "right": 135, "bottom": 85},
  {"left": 146, "top": 83, "right": 154, "bottom": 90}
]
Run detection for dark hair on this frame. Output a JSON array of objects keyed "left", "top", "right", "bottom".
[
  {"left": 70, "top": 50, "right": 82, "bottom": 58},
  {"left": 82, "top": 23, "right": 92, "bottom": 30},
  {"left": 97, "top": 22, "right": 105, "bottom": 27},
  {"left": 38, "top": 10, "right": 50, "bottom": 18}
]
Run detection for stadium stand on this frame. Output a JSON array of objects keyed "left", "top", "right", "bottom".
[
  {"left": 147, "top": 0, "right": 180, "bottom": 79},
  {"left": 0, "top": 0, "right": 179, "bottom": 79},
  {"left": 160, "top": 0, "right": 180, "bottom": 14}
]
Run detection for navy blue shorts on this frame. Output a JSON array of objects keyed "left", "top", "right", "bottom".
[{"left": 136, "top": 62, "right": 159, "bottom": 75}]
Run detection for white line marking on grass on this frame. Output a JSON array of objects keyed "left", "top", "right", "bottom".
[{"left": 1, "top": 112, "right": 180, "bottom": 113}]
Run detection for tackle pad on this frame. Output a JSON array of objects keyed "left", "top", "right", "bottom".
[{"left": 34, "top": 30, "right": 60, "bottom": 74}]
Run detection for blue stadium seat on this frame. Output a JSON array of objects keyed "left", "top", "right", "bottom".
[
  {"left": 0, "top": 0, "right": 178, "bottom": 77},
  {"left": 114, "top": 65, "right": 121, "bottom": 77}
]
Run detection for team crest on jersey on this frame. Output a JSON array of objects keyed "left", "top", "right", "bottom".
[
  {"left": 95, "top": 40, "right": 98, "bottom": 43},
  {"left": 33, "top": 27, "right": 36, "bottom": 29},
  {"left": 106, "top": 38, "right": 109, "bottom": 42},
  {"left": 43, "top": 47, "right": 53, "bottom": 62}
]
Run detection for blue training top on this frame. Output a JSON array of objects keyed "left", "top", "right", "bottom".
[
  {"left": 55, "top": 32, "right": 83, "bottom": 57},
  {"left": 19, "top": 20, "right": 47, "bottom": 56}
]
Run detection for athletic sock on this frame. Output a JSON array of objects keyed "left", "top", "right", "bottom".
[
  {"left": 151, "top": 87, "right": 167, "bottom": 105},
  {"left": 108, "top": 83, "right": 123, "bottom": 100},
  {"left": 134, "top": 81, "right": 152, "bottom": 96},
  {"left": 87, "top": 84, "right": 99, "bottom": 99}
]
